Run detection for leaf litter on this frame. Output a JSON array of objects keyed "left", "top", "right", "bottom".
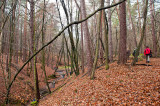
[{"left": 39, "top": 58, "right": 160, "bottom": 105}]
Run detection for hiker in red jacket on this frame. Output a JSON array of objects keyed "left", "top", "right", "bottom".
[{"left": 144, "top": 46, "right": 152, "bottom": 63}]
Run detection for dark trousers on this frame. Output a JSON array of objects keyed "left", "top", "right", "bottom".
[{"left": 146, "top": 55, "right": 150, "bottom": 63}]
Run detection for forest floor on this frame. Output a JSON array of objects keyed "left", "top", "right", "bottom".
[
  {"left": 38, "top": 58, "right": 160, "bottom": 105},
  {"left": 0, "top": 55, "right": 57, "bottom": 105},
  {"left": 0, "top": 58, "right": 160, "bottom": 105}
]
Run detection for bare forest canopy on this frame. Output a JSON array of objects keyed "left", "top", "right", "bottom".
[{"left": 0, "top": 0, "right": 160, "bottom": 105}]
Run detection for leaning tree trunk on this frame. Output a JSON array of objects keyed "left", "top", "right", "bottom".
[
  {"left": 132, "top": 0, "right": 148, "bottom": 66},
  {"left": 90, "top": 0, "right": 103, "bottom": 79},
  {"left": 118, "top": 1, "right": 127, "bottom": 64},
  {"left": 60, "top": 0, "right": 79, "bottom": 76}
]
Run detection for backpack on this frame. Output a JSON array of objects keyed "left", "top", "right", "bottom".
[{"left": 145, "top": 48, "right": 150, "bottom": 54}]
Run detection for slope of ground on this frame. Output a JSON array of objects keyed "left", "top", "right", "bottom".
[
  {"left": 0, "top": 56, "right": 56, "bottom": 105},
  {"left": 39, "top": 58, "right": 160, "bottom": 105}
]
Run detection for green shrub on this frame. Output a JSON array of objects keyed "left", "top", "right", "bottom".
[
  {"left": 74, "top": 89, "right": 78, "bottom": 93},
  {"left": 30, "top": 101, "right": 38, "bottom": 106},
  {"left": 138, "top": 54, "right": 144, "bottom": 61},
  {"left": 58, "top": 66, "right": 71, "bottom": 69},
  {"left": 48, "top": 74, "right": 57, "bottom": 79}
]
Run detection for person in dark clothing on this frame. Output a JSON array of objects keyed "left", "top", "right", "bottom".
[
  {"left": 132, "top": 48, "right": 139, "bottom": 62},
  {"left": 126, "top": 50, "right": 130, "bottom": 60},
  {"left": 144, "top": 46, "right": 152, "bottom": 63}
]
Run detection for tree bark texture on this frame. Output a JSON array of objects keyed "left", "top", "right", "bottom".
[
  {"left": 107, "top": 0, "right": 113, "bottom": 62},
  {"left": 23, "top": 0, "right": 27, "bottom": 62},
  {"left": 103, "top": 11, "right": 109, "bottom": 70},
  {"left": 127, "top": 4, "right": 137, "bottom": 47},
  {"left": 30, "top": 0, "right": 40, "bottom": 101},
  {"left": 60, "top": 0, "right": 79, "bottom": 76},
  {"left": 81, "top": 0, "right": 93, "bottom": 75},
  {"left": 150, "top": 0, "right": 157, "bottom": 56},
  {"left": 91, "top": 0, "right": 103, "bottom": 79},
  {"left": 42, "top": 0, "right": 51, "bottom": 94},
  {"left": 118, "top": 1, "right": 127, "bottom": 64}
]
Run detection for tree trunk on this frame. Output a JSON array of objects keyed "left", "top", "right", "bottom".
[
  {"left": 91, "top": 0, "right": 103, "bottom": 79},
  {"left": 99, "top": 19, "right": 103, "bottom": 64},
  {"left": 8, "top": 0, "right": 16, "bottom": 85},
  {"left": 150, "top": 0, "right": 157, "bottom": 57},
  {"left": 103, "top": 10, "right": 109, "bottom": 70},
  {"left": 60, "top": 0, "right": 79, "bottom": 76},
  {"left": 0, "top": 0, "right": 5, "bottom": 54},
  {"left": 114, "top": 27, "right": 118, "bottom": 57},
  {"left": 127, "top": 4, "right": 137, "bottom": 47},
  {"left": 137, "top": 0, "right": 142, "bottom": 34},
  {"left": 81, "top": 0, "right": 93, "bottom": 75},
  {"left": 30, "top": 0, "right": 34, "bottom": 71},
  {"left": 74, "top": 0, "right": 85, "bottom": 73},
  {"left": 107, "top": 0, "right": 113, "bottom": 62},
  {"left": 80, "top": 15, "right": 85, "bottom": 73},
  {"left": 118, "top": 1, "right": 127, "bottom": 64},
  {"left": 30, "top": 0, "right": 40, "bottom": 101},
  {"left": 23, "top": 0, "right": 27, "bottom": 62},
  {"left": 42, "top": 0, "right": 51, "bottom": 94}
]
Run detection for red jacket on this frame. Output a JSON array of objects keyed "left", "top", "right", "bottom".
[{"left": 144, "top": 48, "right": 151, "bottom": 56}]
